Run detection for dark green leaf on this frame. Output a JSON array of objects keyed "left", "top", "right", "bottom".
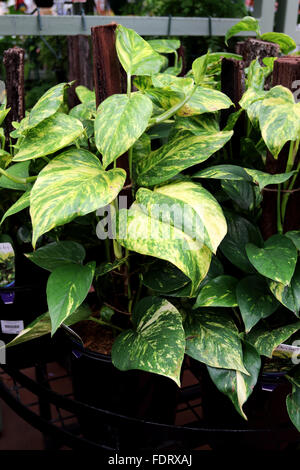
[
  {"left": 246, "top": 234, "right": 297, "bottom": 285},
  {"left": 194, "top": 275, "right": 238, "bottom": 308},
  {"left": 26, "top": 241, "right": 86, "bottom": 272},
  {"left": 236, "top": 275, "right": 279, "bottom": 332}
]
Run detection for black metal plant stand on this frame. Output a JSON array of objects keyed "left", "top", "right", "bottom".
[{"left": 0, "top": 357, "right": 299, "bottom": 451}]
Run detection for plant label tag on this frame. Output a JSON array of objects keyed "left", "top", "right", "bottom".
[
  {"left": 0, "top": 320, "right": 24, "bottom": 335},
  {"left": 0, "top": 242, "right": 15, "bottom": 304}
]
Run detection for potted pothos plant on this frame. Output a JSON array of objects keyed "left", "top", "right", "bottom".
[{"left": 1, "top": 20, "right": 300, "bottom": 448}]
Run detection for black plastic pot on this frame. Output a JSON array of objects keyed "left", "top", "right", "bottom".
[{"left": 66, "top": 333, "right": 179, "bottom": 451}]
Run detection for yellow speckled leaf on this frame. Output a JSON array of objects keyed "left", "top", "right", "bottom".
[
  {"left": 95, "top": 93, "right": 153, "bottom": 169},
  {"left": 13, "top": 113, "right": 84, "bottom": 162},
  {"left": 30, "top": 148, "right": 126, "bottom": 247}
]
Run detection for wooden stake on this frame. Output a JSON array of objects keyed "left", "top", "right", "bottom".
[
  {"left": 67, "top": 35, "right": 93, "bottom": 109},
  {"left": 3, "top": 47, "right": 25, "bottom": 141},
  {"left": 91, "top": 23, "right": 129, "bottom": 189}
]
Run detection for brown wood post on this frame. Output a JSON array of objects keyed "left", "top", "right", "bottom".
[
  {"left": 220, "top": 58, "right": 245, "bottom": 157},
  {"left": 67, "top": 35, "right": 93, "bottom": 109},
  {"left": 91, "top": 23, "right": 130, "bottom": 191},
  {"left": 235, "top": 38, "right": 280, "bottom": 68},
  {"left": 3, "top": 47, "right": 25, "bottom": 142},
  {"left": 261, "top": 57, "right": 300, "bottom": 237},
  {"left": 177, "top": 45, "right": 186, "bottom": 77}
]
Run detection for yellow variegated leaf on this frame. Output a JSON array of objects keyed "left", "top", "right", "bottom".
[
  {"left": 27, "top": 83, "right": 69, "bottom": 130},
  {"left": 135, "top": 130, "right": 233, "bottom": 187},
  {"left": 30, "top": 148, "right": 126, "bottom": 247},
  {"left": 112, "top": 297, "right": 185, "bottom": 386},
  {"left": 13, "top": 113, "right": 84, "bottom": 162},
  {"left": 95, "top": 93, "right": 153, "bottom": 169},
  {"left": 116, "top": 199, "right": 212, "bottom": 297},
  {"left": 152, "top": 181, "right": 227, "bottom": 253},
  {"left": 116, "top": 24, "right": 165, "bottom": 76}
]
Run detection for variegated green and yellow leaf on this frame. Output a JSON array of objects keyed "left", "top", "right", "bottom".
[
  {"left": 136, "top": 181, "right": 226, "bottom": 253},
  {"left": 236, "top": 275, "right": 279, "bottom": 332},
  {"left": 246, "top": 321, "right": 300, "bottom": 358},
  {"left": 184, "top": 310, "right": 249, "bottom": 374},
  {"left": 27, "top": 83, "right": 69, "bottom": 130},
  {"left": 135, "top": 130, "right": 233, "bottom": 187},
  {"left": 193, "top": 164, "right": 296, "bottom": 191},
  {"left": 174, "top": 114, "right": 219, "bottom": 135},
  {"left": 194, "top": 275, "right": 238, "bottom": 308},
  {"left": 0, "top": 149, "right": 12, "bottom": 169},
  {"left": 225, "top": 16, "right": 261, "bottom": 45},
  {"left": 147, "top": 39, "right": 180, "bottom": 54},
  {"left": 0, "top": 161, "right": 31, "bottom": 191},
  {"left": 116, "top": 202, "right": 212, "bottom": 297},
  {"left": 116, "top": 24, "right": 165, "bottom": 76},
  {"left": 13, "top": 113, "right": 84, "bottom": 162},
  {"left": 207, "top": 342, "right": 261, "bottom": 420},
  {"left": 30, "top": 148, "right": 126, "bottom": 247},
  {"left": 268, "top": 264, "right": 300, "bottom": 315},
  {"left": 47, "top": 261, "right": 95, "bottom": 335},
  {"left": 260, "top": 32, "right": 296, "bottom": 54},
  {"left": 95, "top": 93, "right": 153, "bottom": 169},
  {"left": 111, "top": 296, "right": 185, "bottom": 385},
  {"left": 0, "top": 107, "right": 9, "bottom": 126},
  {"left": 257, "top": 86, "right": 300, "bottom": 158},
  {"left": 4, "top": 304, "right": 91, "bottom": 348},
  {"left": 246, "top": 234, "right": 297, "bottom": 286},
  {"left": 0, "top": 190, "right": 31, "bottom": 225},
  {"left": 177, "top": 86, "right": 233, "bottom": 116}
]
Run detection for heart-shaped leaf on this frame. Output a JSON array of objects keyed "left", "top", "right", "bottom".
[
  {"left": 220, "top": 211, "right": 263, "bottom": 273},
  {"left": 207, "top": 342, "right": 261, "bottom": 420},
  {"left": 26, "top": 241, "right": 86, "bottom": 272},
  {"left": 30, "top": 148, "right": 126, "bottom": 247},
  {"left": 27, "top": 82, "right": 69, "bottom": 130},
  {"left": 246, "top": 321, "right": 300, "bottom": 358},
  {"left": 95, "top": 93, "right": 153, "bottom": 169},
  {"left": 268, "top": 264, "right": 300, "bottom": 315},
  {"left": 236, "top": 275, "right": 279, "bottom": 332},
  {"left": 47, "top": 261, "right": 95, "bottom": 335},
  {"left": 13, "top": 113, "right": 84, "bottom": 162},
  {"left": 116, "top": 24, "right": 165, "bottom": 76},
  {"left": 246, "top": 234, "right": 297, "bottom": 285},
  {"left": 225, "top": 16, "right": 261, "bottom": 45},
  {"left": 142, "top": 181, "right": 227, "bottom": 253},
  {"left": 185, "top": 310, "right": 249, "bottom": 374},
  {"left": 111, "top": 297, "right": 185, "bottom": 385},
  {"left": 116, "top": 198, "right": 212, "bottom": 297},
  {"left": 194, "top": 275, "right": 238, "bottom": 308},
  {"left": 260, "top": 32, "right": 296, "bottom": 54}
]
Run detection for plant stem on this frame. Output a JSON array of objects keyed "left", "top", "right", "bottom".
[
  {"left": 127, "top": 73, "right": 131, "bottom": 99},
  {"left": 277, "top": 183, "right": 283, "bottom": 234},
  {"left": 281, "top": 138, "right": 300, "bottom": 225},
  {"left": 148, "top": 85, "right": 198, "bottom": 127},
  {"left": 0, "top": 167, "right": 37, "bottom": 185},
  {"left": 111, "top": 198, "right": 123, "bottom": 260},
  {"left": 89, "top": 316, "right": 124, "bottom": 332}
]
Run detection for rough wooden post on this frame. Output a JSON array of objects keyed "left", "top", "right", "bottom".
[
  {"left": 236, "top": 38, "right": 280, "bottom": 68},
  {"left": 67, "top": 35, "right": 93, "bottom": 109},
  {"left": 177, "top": 45, "right": 186, "bottom": 77},
  {"left": 3, "top": 47, "right": 25, "bottom": 141},
  {"left": 91, "top": 24, "right": 130, "bottom": 190},
  {"left": 261, "top": 57, "right": 300, "bottom": 237},
  {"left": 220, "top": 58, "right": 245, "bottom": 157}
]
